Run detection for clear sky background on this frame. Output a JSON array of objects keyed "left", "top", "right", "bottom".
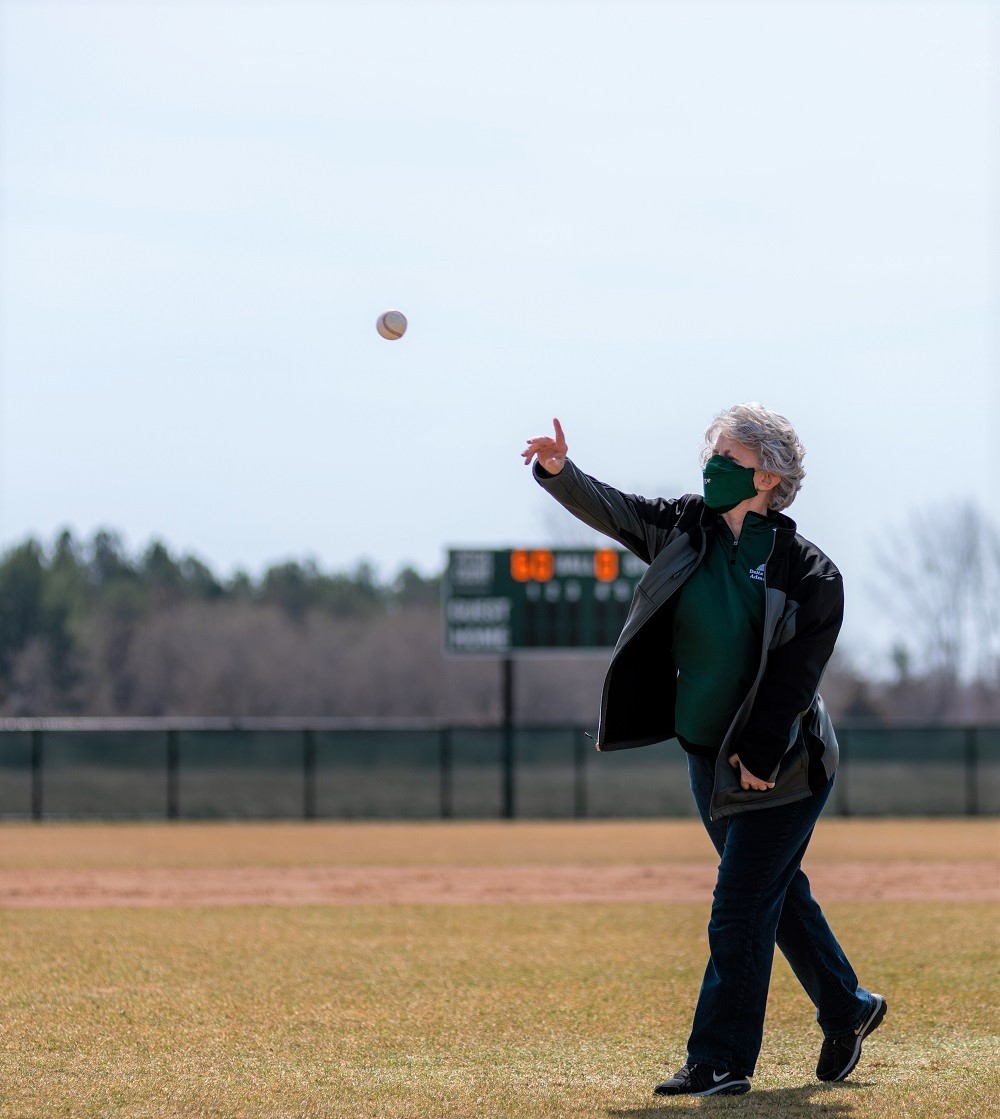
[{"left": 0, "top": 0, "right": 996, "bottom": 671}]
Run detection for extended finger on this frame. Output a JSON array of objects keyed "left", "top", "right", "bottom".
[{"left": 553, "top": 417, "right": 565, "bottom": 445}]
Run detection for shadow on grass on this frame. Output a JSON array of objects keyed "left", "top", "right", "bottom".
[{"left": 609, "top": 1081, "right": 863, "bottom": 1117}]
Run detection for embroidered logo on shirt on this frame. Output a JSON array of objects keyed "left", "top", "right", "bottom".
[{"left": 749, "top": 563, "right": 766, "bottom": 582}]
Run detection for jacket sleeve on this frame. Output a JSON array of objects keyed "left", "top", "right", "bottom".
[
  {"left": 533, "top": 459, "right": 682, "bottom": 564},
  {"left": 735, "top": 570, "right": 844, "bottom": 781}
]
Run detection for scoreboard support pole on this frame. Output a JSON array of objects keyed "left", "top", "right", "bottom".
[
  {"left": 445, "top": 548, "right": 644, "bottom": 821},
  {"left": 501, "top": 656, "right": 515, "bottom": 819}
]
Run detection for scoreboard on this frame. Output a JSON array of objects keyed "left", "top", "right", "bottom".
[{"left": 444, "top": 548, "right": 645, "bottom": 653}]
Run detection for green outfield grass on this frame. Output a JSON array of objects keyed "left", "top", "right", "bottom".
[{"left": 0, "top": 821, "right": 997, "bottom": 1119}]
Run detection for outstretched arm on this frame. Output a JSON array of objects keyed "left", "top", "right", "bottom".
[{"left": 520, "top": 417, "right": 685, "bottom": 564}]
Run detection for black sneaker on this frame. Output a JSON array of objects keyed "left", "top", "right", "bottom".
[
  {"left": 816, "top": 994, "right": 888, "bottom": 1082},
  {"left": 653, "top": 1063, "right": 751, "bottom": 1097}
]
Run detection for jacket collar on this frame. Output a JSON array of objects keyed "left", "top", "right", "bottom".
[{"left": 696, "top": 499, "right": 797, "bottom": 555}]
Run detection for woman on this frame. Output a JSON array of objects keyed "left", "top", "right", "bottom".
[{"left": 521, "top": 405, "right": 886, "bottom": 1098}]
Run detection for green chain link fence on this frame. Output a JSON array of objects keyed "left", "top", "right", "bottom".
[{"left": 1, "top": 719, "right": 997, "bottom": 820}]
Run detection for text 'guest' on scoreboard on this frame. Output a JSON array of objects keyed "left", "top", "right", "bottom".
[{"left": 444, "top": 548, "right": 645, "bottom": 653}]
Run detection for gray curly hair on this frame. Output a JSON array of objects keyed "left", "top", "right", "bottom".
[{"left": 700, "top": 402, "right": 806, "bottom": 512}]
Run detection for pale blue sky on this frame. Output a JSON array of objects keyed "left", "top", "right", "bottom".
[{"left": 0, "top": 0, "right": 996, "bottom": 667}]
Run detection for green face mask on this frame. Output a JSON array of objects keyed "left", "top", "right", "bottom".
[{"left": 702, "top": 454, "right": 758, "bottom": 513}]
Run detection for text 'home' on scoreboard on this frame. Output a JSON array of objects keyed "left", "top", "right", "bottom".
[{"left": 444, "top": 548, "right": 645, "bottom": 653}]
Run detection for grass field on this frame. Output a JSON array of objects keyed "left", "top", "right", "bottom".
[{"left": 0, "top": 819, "right": 997, "bottom": 1119}]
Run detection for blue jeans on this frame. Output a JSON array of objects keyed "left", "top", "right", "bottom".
[{"left": 685, "top": 753, "right": 875, "bottom": 1076}]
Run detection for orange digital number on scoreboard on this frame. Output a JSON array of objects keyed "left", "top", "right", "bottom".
[
  {"left": 593, "top": 549, "right": 619, "bottom": 582},
  {"left": 510, "top": 549, "right": 555, "bottom": 582}
]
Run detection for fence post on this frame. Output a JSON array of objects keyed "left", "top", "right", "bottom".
[
  {"left": 303, "top": 729, "right": 317, "bottom": 820},
  {"left": 166, "top": 730, "right": 180, "bottom": 820},
  {"left": 835, "top": 727, "right": 850, "bottom": 817},
  {"left": 573, "top": 728, "right": 587, "bottom": 819},
  {"left": 439, "top": 727, "right": 453, "bottom": 819},
  {"left": 30, "top": 730, "right": 43, "bottom": 821},
  {"left": 964, "top": 726, "right": 978, "bottom": 817},
  {"left": 501, "top": 657, "right": 515, "bottom": 819}
]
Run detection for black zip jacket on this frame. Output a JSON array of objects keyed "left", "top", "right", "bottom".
[{"left": 534, "top": 459, "right": 844, "bottom": 818}]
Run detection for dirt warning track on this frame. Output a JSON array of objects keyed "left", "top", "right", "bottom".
[{"left": 1, "top": 861, "right": 995, "bottom": 908}]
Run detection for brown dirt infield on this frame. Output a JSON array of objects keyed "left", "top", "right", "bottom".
[{"left": 1, "top": 860, "right": 996, "bottom": 908}]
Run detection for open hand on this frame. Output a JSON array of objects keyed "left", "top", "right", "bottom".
[
  {"left": 521, "top": 417, "right": 568, "bottom": 475},
  {"left": 728, "top": 754, "right": 776, "bottom": 792}
]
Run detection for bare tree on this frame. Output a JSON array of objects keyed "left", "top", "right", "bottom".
[
  {"left": 1, "top": 638, "right": 67, "bottom": 715},
  {"left": 870, "top": 502, "right": 1000, "bottom": 718}
]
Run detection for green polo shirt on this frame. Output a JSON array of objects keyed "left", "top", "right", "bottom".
[{"left": 672, "top": 513, "right": 774, "bottom": 751}]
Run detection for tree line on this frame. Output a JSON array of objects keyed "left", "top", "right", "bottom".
[
  {"left": 0, "top": 528, "right": 598, "bottom": 722},
  {"left": 1, "top": 507, "right": 998, "bottom": 723}
]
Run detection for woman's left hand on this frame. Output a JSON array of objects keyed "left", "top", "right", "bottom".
[{"left": 728, "top": 754, "right": 776, "bottom": 792}]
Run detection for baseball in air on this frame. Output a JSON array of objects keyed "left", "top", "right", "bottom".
[{"left": 376, "top": 309, "right": 407, "bottom": 340}]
